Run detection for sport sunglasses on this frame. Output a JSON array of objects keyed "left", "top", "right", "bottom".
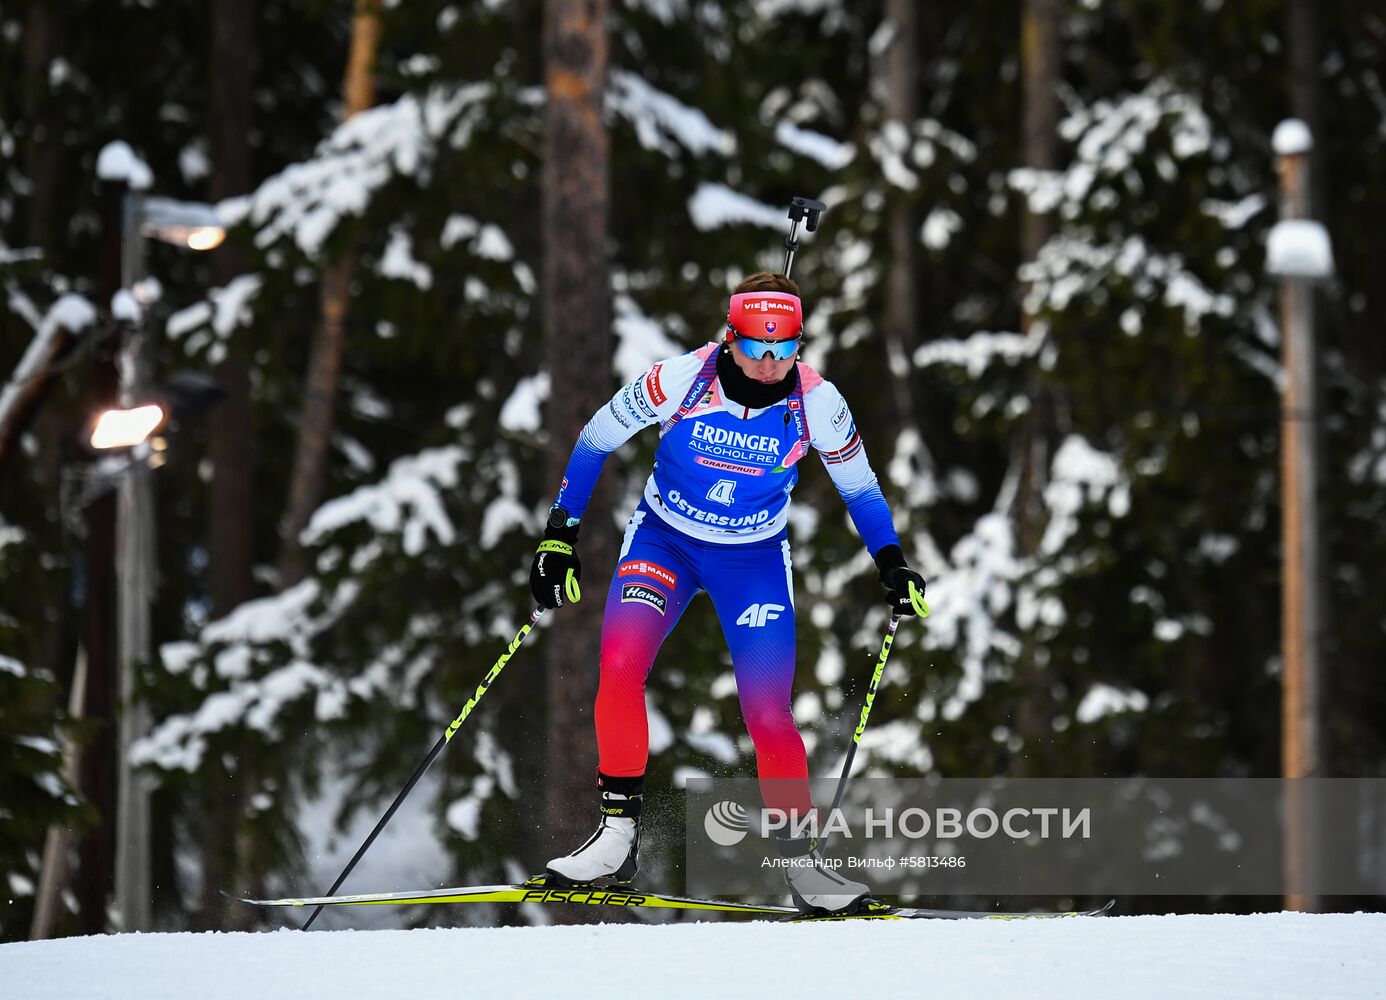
[{"left": 733, "top": 335, "right": 802, "bottom": 362}]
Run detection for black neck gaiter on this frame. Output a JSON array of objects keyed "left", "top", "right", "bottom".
[{"left": 715, "top": 344, "right": 797, "bottom": 409}]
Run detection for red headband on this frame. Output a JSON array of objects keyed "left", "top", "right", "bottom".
[{"left": 727, "top": 291, "right": 803, "bottom": 341}]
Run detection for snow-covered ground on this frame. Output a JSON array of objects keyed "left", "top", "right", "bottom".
[{"left": 3, "top": 911, "right": 1382, "bottom": 999}]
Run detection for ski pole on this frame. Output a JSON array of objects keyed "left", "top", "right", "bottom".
[
  {"left": 782, "top": 196, "right": 826, "bottom": 277},
  {"left": 302, "top": 607, "right": 546, "bottom": 930},
  {"left": 826, "top": 581, "right": 927, "bottom": 820}
]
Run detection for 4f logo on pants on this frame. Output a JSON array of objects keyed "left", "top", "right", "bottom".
[{"left": 737, "top": 603, "right": 785, "bottom": 628}]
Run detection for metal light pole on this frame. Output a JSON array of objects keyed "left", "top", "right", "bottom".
[
  {"left": 110, "top": 192, "right": 224, "bottom": 932},
  {"left": 113, "top": 189, "right": 156, "bottom": 933}
]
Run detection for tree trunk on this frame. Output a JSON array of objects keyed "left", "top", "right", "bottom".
[
  {"left": 208, "top": 0, "right": 257, "bottom": 621},
  {"left": 1012, "top": 0, "right": 1062, "bottom": 536},
  {"left": 1009, "top": 0, "right": 1063, "bottom": 772},
  {"left": 542, "top": 0, "right": 613, "bottom": 922},
  {"left": 199, "top": 0, "right": 258, "bottom": 932},
  {"left": 30, "top": 650, "right": 86, "bottom": 939},
  {"left": 1009, "top": 0, "right": 1058, "bottom": 545},
  {"left": 278, "top": 1, "right": 382, "bottom": 586},
  {"left": 0, "top": 4, "right": 67, "bottom": 467},
  {"left": 1012, "top": 0, "right": 1062, "bottom": 545},
  {"left": 882, "top": 0, "right": 919, "bottom": 429},
  {"left": 22, "top": 1, "right": 61, "bottom": 251},
  {"left": 1019, "top": 0, "right": 1061, "bottom": 278},
  {"left": 73, "top": 177, "right": 127, "bottom": 935}
]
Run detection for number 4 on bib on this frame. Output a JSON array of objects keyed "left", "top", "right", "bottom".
[{"left": 705, "top": 479, "right": 737, "bottom": 507}]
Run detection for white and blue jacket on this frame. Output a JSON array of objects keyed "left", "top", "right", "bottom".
[{"left": 553, "top": 342, "right": 900, "bottom": 553}]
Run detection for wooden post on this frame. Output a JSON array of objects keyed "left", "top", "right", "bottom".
[{"left": 1275, "top": 123, "right": 1322, "bottom": 913}]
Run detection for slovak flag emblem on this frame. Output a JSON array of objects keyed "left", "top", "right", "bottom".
[{"left": 765, "top": 321, "right": 777, "bottom": 335}]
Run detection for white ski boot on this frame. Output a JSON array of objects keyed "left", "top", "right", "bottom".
[
  {"left": 780, "top": 837, "right": 870, "bottom": 913},
  {"left": 545, "top": 773, "right": 642, "bottom": 886}
]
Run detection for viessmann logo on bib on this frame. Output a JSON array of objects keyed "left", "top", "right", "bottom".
[{"left": 741, "top": 299, "right": 797, "bottom": 315}]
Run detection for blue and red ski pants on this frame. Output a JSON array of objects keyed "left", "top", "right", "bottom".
[{"left": 594, "top": 501, "right": 812, "bottom": 817}]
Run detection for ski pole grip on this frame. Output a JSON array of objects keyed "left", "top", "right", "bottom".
[{"left": 907, "top": 580, "right": 929, "bottom": 617}]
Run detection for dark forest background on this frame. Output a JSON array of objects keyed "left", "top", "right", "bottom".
[{"left": 1, "top": 0, "right": 1383, "bottom": 938}]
